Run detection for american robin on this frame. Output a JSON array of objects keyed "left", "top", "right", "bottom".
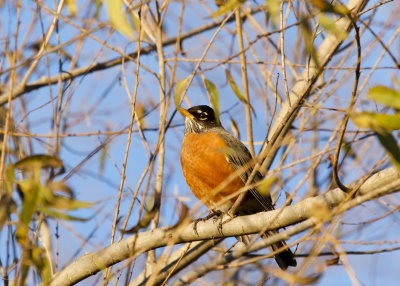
[{"left": 180, "top": 105, "right": 296, "bottom": 270}]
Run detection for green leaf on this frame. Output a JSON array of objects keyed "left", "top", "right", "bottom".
[
  {"left": 47, "top": 180, "right": 74, "bottom": 198},
  {"left": 14, "top": 154, "right": 63, "bottom": 171},
  {"left": 106, "top": 0, "right": 134, "bottom": 40},
  {"left": 40, "top": 208, "right": 89, "bottom": 221},
  {"left": 174, "top": 77, "right": 193, "bottom": 118},
  {"left": 0, "top": 195, "right": 17, "bottom": 231},
  {"left": 310, "top": 0, "right": 349, "bottom": 16},
  {"left": 225, "top": 70, "right": 255, "bottom": 115},
  {"left": 318, "top": 14, "right": 348, "bottom": 40},
  {"left": 95, "top": 0, "right": 102, "bottom": 18},
  {"left": 5, "top": 164, "right": 15, "bottom": 195},
  {"left": 204, "top": 78, "right": 220, "bottom": 124},
  {"left": 351, "top": 112, "right": 400, "bottom": 131},
  {"left": 367, "top": 85, "right": 400, "bottom": 109},
  {"left": 351, "top": 109, "right": 400, "bottom": 171},
  {"left": 175, "top": 76, "right": 190, "bottom": 103},
  {"left": 99, "top": 140, "right": 108, "bottom": 175},
  {"left": 18, "top": 180, "right": 40, "bottom": 226},
  {"left": 38, "top": 184, "right": 56, "bottom": 203},
  {"left": 46, "top": 196, "right": 93, "bottom": 210},
  {"left": 342, "top": 140, "right": 357, "bottom": 159},
  {"left": 376, "top": 130, "right": 400, "bottom": 171},
  {"left": 16, "top": 179, "right": 41, "bottom": 247},
  {"left": 225, "top": 70, "right": 245, "bottom": 101},
  {"left": 31, "top": 246, "right": 52, "bottom": 284},
  {"left": 210, "top": 0, "right": 245, "bottom": 18}
]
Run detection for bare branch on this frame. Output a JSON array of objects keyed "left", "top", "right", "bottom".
[{"left": 49, "top": 167, "right": 400, "bottom": 285}]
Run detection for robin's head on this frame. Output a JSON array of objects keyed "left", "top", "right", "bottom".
[{"left": 184, "top": 105, "right": 221, "bottom": 134}]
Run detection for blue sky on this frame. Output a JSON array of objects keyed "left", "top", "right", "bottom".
[{"left": 1, "top": 0, "right": 399, "bottom": 285}]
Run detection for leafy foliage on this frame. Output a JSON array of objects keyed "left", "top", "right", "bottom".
[
  {"left": 2, "top": 155, "right": 92, "bottom": 284},
  {"left": 352, "top": 84, "right": 400, "bottom": 171}
]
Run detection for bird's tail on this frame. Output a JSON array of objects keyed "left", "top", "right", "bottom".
[{"left": 269, "top": 236, "right": 297, "bottom": 270}]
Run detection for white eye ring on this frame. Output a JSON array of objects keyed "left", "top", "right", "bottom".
[{"left": 199, "top": 112, "right": 208, "bottom": 120}]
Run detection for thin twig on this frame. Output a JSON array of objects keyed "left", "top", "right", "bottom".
[{"left": 332, "top": 16, "right": 362, "bottom": 193}]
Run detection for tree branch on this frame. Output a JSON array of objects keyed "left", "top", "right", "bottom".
[
  {"left": 0, "top": 7, "right": 268, "bottom": 106},
  {"left": 49, "top": 167, "right": 400, "bottom": 286},
  {"left": 258, "top": 0, "right": 369, "bottom": 174}
]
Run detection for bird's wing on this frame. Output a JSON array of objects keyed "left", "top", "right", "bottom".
[{"left": 216, "top": 129, "right": 274, "bottom": 211}]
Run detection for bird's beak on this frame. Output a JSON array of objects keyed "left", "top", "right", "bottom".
[{"left": 177, "top": 107, "right": 194, "bottom": 119}]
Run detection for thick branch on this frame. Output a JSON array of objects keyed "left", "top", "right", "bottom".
[
  {"left": 258, "top": 0, "right": 369, "bottom": 174},
  {"left": 49, "top": 167, "right": 400, "bottom": 286}
]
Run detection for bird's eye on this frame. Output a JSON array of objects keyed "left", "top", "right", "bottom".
[{"left": 198, "top": 112, "right": 208, "bottom": 121}]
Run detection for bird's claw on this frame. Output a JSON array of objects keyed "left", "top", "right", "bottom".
[{"left": 193, "top": 211, "right": 218, "bottom": 236}]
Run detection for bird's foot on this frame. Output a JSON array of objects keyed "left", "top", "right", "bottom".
[
  {"left": 193, "top": 211, "right": 219, "bottom": 236},
  {"left": 213, "top": 211, "right": 235, "bottom": 235}
]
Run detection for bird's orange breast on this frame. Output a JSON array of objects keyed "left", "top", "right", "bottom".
[{"left": 180, "top": 132, "right": 245, "bottom": 211}]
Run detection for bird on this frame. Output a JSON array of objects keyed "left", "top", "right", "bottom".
[{"left": 180, "top": 105, "right": 297, "bottom": 270}]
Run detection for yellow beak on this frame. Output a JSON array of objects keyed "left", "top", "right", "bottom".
[{"left": 177, "top": 106, "right": 194, "bottom": 118}]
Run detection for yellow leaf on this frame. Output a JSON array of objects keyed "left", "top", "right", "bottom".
[
  {"left": 175, "top": 77, "right": 190, "bottom": 104},
  {"left": 257, "top": 176, "right": 278, "bottom": 197},
  {"left": 351, "top": 112, "right": 400, "bottom": 131},
  {"left": 272, "top": 267, "right": 322, "bottom": 285},
  {"left": 210, "top": 0, "right": 246, "bottom": 18},
  {"left": 367, "top": 85, "right": 400, "bottom": 109},
  {"left": 318, "top": 14, "right": 348, "bottom": 40},
  {"left": 309, "top": 201, "right": 331, "bottom": 222},
  {"left": 326, "top": 257, "right": 340, "bottom": 266},
  {"left": 66, "top": 0, "right": 77, "bottom": 17},
  {"left": 265, "top": 0, "right": 280, "bottom": 27},
  {"left": 230, "top": 117, "right": 240, "bottom": 139},
  {"left": 299, "top": 14, "right": 319, "bottom": 67},
  {"left": 136, "top": 102, "right": 147, "bottom": 128},
  {"left": 225, "top": 70, "right": 245, "bottom": 101},
  {"left": 106, "top": 0, "right": 134, "bottom": 40}
]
